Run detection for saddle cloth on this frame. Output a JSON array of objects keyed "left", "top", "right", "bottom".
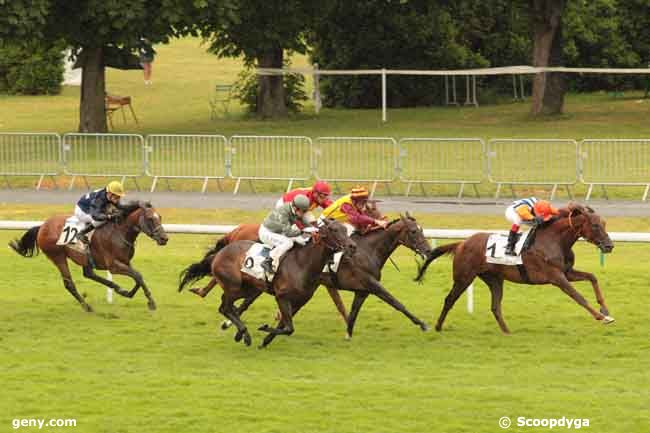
[
  {"left": 322, "top": 251, "right": 343, "bottom": 274},
  {"left": 485, "top": 230, "right": 531, "bottom": 266},
  {"left": 56, "top": 216, "right": 85, "bottom": 246},
  {"left": 241, "top": 243, "right": 274, "bottom": 280}
]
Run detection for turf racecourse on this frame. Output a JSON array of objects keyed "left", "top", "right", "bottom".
[{"left": 1, "top": 223, "right": 649, "bottom": 432}]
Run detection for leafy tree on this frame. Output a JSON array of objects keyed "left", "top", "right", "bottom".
[
  {"left": 203, "top": 0, "right": 317, "bottom": 118},
  {"left": 0, "top": 0, "right": 217, "bottom": 132}
]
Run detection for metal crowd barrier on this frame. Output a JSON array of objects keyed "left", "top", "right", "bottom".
[
  {"left": 398, "top": 138, "right": 484, "bottom": 198},
  {"left": 580, "top": 139, "right": 650, "bottom": 201},
  {"left": 314, "top": 136, "right": 398, "bottom": 196},
  {"left": 487, "top": 139, "right": 579, "bottom": 199},
  {"left": 228, "top": 135, "right": 313, "bottom": 194},
  {"left": 145, "top": 134, "right": 228, "bottom": 193},
  {"left": 62, "top": 133, "right": 145, "bottom": 190},
  {"left": 0, "top": 133, "right": 61, "bottom": 190}
]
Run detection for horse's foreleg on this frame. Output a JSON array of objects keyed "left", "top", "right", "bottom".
[
  {"left": 346, "top": 292, "right": 369, "bottom": 339},
  {"left": 259, "top": 297, "right": 295, "bottom": 349},
  {"left": 82, "top": 265, "right": 136, "bottom": 298},
  {"left": 552, "top": 273, "right": 613, "bottom": 324},
  {"left": 325, "top": 286, "right": 349, "bottom": 327},
  {"left": 565, "top": 268, "right": 610, "bottom": 316},
  {"left": 221, "top": 291, "right": 262, "bottom": 330},
  {"left": 367, "top": 279, "right": 429, "bottom": 331},
  {"left": 110, "top": 261, "right": 156, "bottom": 311}
]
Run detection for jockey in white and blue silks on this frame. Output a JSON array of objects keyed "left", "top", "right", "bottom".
[{"left": 74, "top": 181, "right": 125, "bottom": 244}]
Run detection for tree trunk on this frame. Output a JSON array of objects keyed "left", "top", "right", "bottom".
[
  {"left": 530, "top": 0, "right": 566, "bottom": 115},
  {"left": 79, "top": 46, "right": 107, "bottom": 132},
  {"left": 257, "top": 48, "right": 287, "bottom": 118}
]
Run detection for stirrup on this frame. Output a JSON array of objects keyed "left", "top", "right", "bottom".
[{"left": 261, "top": 258, "right": 274, "bottom": 273}]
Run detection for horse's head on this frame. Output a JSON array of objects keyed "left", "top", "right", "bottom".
[
  {"left": 319, "top": 218, "right": 356, "bottom": 256},
  {"left": 567, "top": 203, "right": 613, "bottom": 253},
  {"left": 125, "top": 202, "right": 169, "bottom": 246},
  {"left": 391, "top": 212, "right": 431, "bottom": 260}
]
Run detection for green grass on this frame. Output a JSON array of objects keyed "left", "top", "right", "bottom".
[
  {"left": 1, "top": 205, "right": 649, "bottom": 432},
  {"left": 2, "top": 37, "right": 650, "bottom": 198}
]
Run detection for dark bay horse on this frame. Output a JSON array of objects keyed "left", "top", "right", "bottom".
[
  {"left": 319, "top": 213, "right": 433, "bottom": 338},
  {"left": 9, "top": 202, "right": 168, "bottom": 312},
  {"left": 415, "top": 203, "right": 615, "bottom": 333},
  {"left": 178, "top": 219, "right": 356, "bottom": 348},
  {"left": 209, "top": 200, "right": 384, "bottom": 327}
]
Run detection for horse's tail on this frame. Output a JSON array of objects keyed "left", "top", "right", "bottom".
[
  {"left": 178, "top": 246, "right": 220, "bottom": 292},
  {"left": 414, "top": 242, "right": 460, "bottom": 282},
  {"left": 8, "top": 226, "right": 41, "bottom": 258}
]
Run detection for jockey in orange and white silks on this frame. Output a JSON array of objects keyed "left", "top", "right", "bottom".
[
  {"left": 319, "top": 186, "right": 387, "bottom": 235},
  {"left": 274, "top": 181, "right": 333, "bottom": 227},
  {"left": 505, "top": 197, "right": 559, "bottom": 255},
  {"left": 259, "top": 194, "right": 313, "bottom": 273}
]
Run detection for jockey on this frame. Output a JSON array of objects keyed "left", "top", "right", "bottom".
[
  {"left": 74, "top": 181, "right": 125, "bottom": 245},
  {"left": 320, "top": 186, "right": 388, "bottom": 235},
  {"left": 505, "top": 197, "right": 559, "bottom": 256},
  {"left": 259, "top": 194, "right": 313, "bottom": 273},
  {"left": 275, "top": 180, "right": 333, "bottom": 227}
]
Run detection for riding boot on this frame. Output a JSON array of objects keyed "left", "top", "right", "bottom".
[
  {"left": 504, "top": 230, "right": 519, "bottom": 256},
  {"left": 261, "top": 257, "right": 274, "bottom": 274},
  {"left": 75, "top": 224, "right": 94, "bottom": 245}
]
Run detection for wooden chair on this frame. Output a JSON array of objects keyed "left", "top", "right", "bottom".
[
  {"left": 209, "top": 84, "right": 233, "bottom": 119},
  {"left": 105, "top": 94, "right": 139, "bottom": 129}
]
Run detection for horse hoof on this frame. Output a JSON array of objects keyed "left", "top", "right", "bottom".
[
  {"left": 434, "top": 325, "right": 442, "bottom": 332},
  {"left": 600, "top": 307, "right": 610, "bottom": 316},
  {"left": 234, "top": 331, "right": 243, "bottom": 342},
  {"left": 221, "top": 320, "right": 233, "bottom": 330},
  {"left": 344, "top": 332, "right": 351, "bottom": 341},
  {"left": 258, "top": 324, "right": 271, "bottom": 332},
  {"left": 147, "top": 302, "right": 157, "bottom": 311},
  {"left": 83, "top": 304, "right": 94, "bottom": 313},
  {"left": 602, "top": 316, "right": 615, "bottom": 325},
  {"left": 243, "top": 333, "right": 252, "bottom": 346},
  {"left": 420, "top": 323, "right": 430, "bottom": 332}
]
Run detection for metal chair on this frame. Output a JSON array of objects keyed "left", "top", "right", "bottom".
[
  {"left": 209, "top": 84, "right": 233, "bottom": 119},
  {"left": 105, "top": 94, "right": 139, "bottom": 129}
]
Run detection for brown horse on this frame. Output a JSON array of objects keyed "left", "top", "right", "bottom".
[
  {"left": 219, "top": 213, "right": 432, "bottom": 339},
  {"left": 178, "top": 219, "right": 356, "bottom": 348},
  {"left": 414, "top": 203, "right": 614, "bottom": 333},
  {"left": 9, "top": 202, "right": 168, "bottom": 312},
  {"left": 211, "top": 200, "right": 384, "bottom": 326}
]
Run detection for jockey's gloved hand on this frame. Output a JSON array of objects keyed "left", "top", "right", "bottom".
[
  {"left": 292, "top": 236, "right": 308, "bottom": 246},
  {"left": 302, "top": 227, "right": 319, "bottom": 234},
  {"left": 533, "top": 216, "right": 544, "bottom": 225}
]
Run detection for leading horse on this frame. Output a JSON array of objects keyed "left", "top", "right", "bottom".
[
  {"left": 9, "top": 202, "right": 168, "bottom": 312},
  {"left": 415, "top": 203, "right": 614, "bottom": 333}
]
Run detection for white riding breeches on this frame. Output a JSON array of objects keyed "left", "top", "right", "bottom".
[
  {"left": 74, "top": 205, "right": 101, "bottom": 227},
  {"left": 258, "top": 225, "right": 294, "bottom": 267},
  {"left": 505, "top": 206, "right": 533, "bottom": 228}
]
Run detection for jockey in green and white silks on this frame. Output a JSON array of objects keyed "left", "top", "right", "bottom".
[{"left": 258, "top": 194, "right": 312, "bottom": 273}]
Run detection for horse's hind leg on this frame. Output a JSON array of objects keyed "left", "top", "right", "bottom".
[
  {"left": 51, "top": 255, "right": 93, "bottom": 312},
  {"left": 565, "top": 268, "right": 610, "bottom": 316},
  {"left": 478, "top": 273, "right": 510, "bottom": 334},
  {"left": 219, "top": 294, "right": 251, "bottom": 346},
  {"left": 190, "top": 277, "right": 218, "bottom": 298},
  {"left": 436, "top": 276, "right": 475, "bottom": 332},
  {"left": 221, "top": 291, "right": 263, "bottom": 330}
]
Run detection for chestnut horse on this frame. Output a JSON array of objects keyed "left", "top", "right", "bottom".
[
  {"left": 415, "top": 203, "right": 614, "bottom": 333},
  {"left": 210, "top": 201, "right": 384, "bottom": 326},
  {"left": 178, "top": 219, "right": 356, "bottom": 348},
  {"left": 9, "top": 202, "right": 168, "bottom": 312}
]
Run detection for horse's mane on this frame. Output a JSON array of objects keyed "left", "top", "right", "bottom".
[{"left": 118, "top": 200, "right": 152, "bottom": 216}]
